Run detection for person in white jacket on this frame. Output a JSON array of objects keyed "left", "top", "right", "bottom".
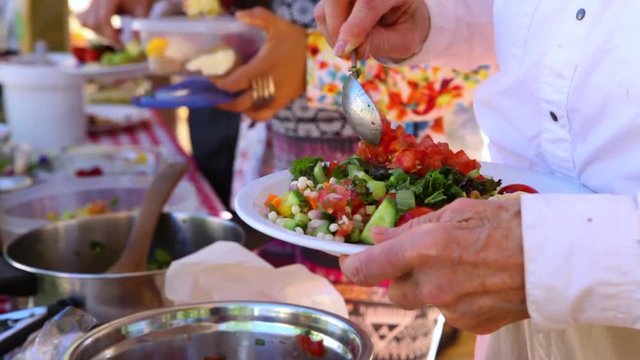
[{"left": 315, "top": 0, "right": 640, "bottom": 359}]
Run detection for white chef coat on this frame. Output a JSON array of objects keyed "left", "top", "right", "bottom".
[{"left": 406, "top": 0, "right": 640, "bottom": 359}]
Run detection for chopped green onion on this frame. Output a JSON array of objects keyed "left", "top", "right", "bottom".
[{"left": 396, "top": 190, "right": 416, "bottom": 211}]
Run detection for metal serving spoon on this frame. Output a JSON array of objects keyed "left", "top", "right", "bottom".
[
  {"left": 342, "top": 52, "right": 383, "bottom": 145},
  {"left": 107, "top": 161, "right": 188, "bottom": 273}
]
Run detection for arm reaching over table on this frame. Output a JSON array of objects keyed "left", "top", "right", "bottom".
[{"left": 314, "top": 0, "right": 496, "bottom": 71}]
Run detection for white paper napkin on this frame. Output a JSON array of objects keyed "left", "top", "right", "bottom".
[{"left": 164, "top": 241, "right": 349, "bottom": 318}]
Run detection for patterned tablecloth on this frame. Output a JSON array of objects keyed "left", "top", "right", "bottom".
[{"left": 87, "top": 114, "right": 226, "bottom": 216}]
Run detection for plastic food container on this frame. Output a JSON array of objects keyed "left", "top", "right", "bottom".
[
  {"left": 0, "top": 53, "right": 86, "bottom": 151},
  {"left": 0, "top": 176, "right": 191, "bottom": 243},
  {"left": 132, "top": 16, "right": 265, "bottom": 76}
]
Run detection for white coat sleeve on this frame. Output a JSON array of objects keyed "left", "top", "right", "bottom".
[
  {"left": 521, "top": 194, "right": 640, "bottom": 329},
  {"left": 401, "top": 0, "right": 496, "bottom": 71}
]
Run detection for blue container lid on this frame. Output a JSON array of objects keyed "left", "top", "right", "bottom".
[{"left": 134, "top": 77, "right": 238, "bottom": 109}]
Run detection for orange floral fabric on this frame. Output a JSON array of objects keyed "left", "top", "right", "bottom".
[{"left": 306, "top": 30, "right": 491, "bottom": 122}]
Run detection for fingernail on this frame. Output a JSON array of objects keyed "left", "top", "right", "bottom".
[{"left": 334, "top": 40, "right": 347, "bottom": 56}]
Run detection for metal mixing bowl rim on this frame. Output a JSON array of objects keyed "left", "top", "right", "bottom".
[
  {"left": 2, "top": 211, "right": 246, "bottom": 279},
  {"left": 64, "top": 301, "right": 375, "bottom": 359}
]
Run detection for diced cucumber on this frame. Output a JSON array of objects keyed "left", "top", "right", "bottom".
[
  {"left": 347, "top": 228, "right": 362, "bottom": 243},
  {"left": 313, "top": 161, "right": 328, "bottom": 184},
  {"left": 294, "top": 213, "right": 309, "bottom": 227},
  {"left": 281, "top": 218, "right": 299, "bottom": 231},
  {"left": 367, "top": 180, "right": 387, "bottom": 201},
  {"left": 396, "top": 190, "right": 416, "bottom": 211},
  {"left": 347, "top": 165, "right": 372, "bottom": 182},
  {"left": 467, "top": 169, "right": 480, "bottom": 178},
  {"left": 286, "top": 190, "right": 305, "bottom": 206},
  {"left": 308, "top": 219, "right": 330, "bottom": 236},
  {"left": 60, "top": 211, "right": 76, "bottom": 220},
  {"left": 361, "top": 197, "right": 397, "bottom": 244}
]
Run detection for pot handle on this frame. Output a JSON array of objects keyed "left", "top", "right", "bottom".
[{"left": 0, "top": 256, "right": 36, "bottom": 297}]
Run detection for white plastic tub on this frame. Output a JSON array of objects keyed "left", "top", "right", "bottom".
[
  {"left": 132, "top": 16, "right": 265, "bottom": 76},
  {"left": 0, "top": 54, "right": 86, "bottom": 151}
]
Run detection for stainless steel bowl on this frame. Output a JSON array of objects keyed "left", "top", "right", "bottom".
[
  {"left": 64, "top": 302, "right": 374, "bottom": 360},
  {"left": 3, "top": 212, "right": 245, "bottom": 323}
]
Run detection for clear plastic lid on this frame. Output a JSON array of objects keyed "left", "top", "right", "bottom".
[{"left": 132, "top": 16, "right": 263, "bottom": 35}]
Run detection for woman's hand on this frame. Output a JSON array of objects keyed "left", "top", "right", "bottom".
[
  {"left": 78, "top": 0, "right": 155, "bottom": 45},
  {"left": 314, "top": 0, "right": 430, "bottom": 61},
  {"left": 212, "top": 7, "right": 307, "bottom": 122},
  {"left": 340, "top": 198, "right": 530, "bottom": 334}
]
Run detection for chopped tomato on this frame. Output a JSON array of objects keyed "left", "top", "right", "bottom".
[
  {"left": 397, "top": 207, "right": 434, "bottom": 226},
  {"left": 76, "top": 167, "right": 103, "bottom": 177},
  {"left": 71, "top": 46, "right": 87, "bottom": 63},
  {"left": 318, "top": 184, "right": 350, "bottom": 218},
  {"left": 296, "top": 334, "right": 326, "bottom": 358},
  {"left": 84, "top": 48, "right": 103, "bottom": 62},
  {"left": 336, "top": 221, "right": 354, "bottom": 237},
  {"left": 498, "top": 184, "right": 538, "bottom": 194},
  {"left": 348, "top": 191, "right": 365, "bottom": 215},
  {"left": 326, "top": 161, "right": 338, "bottom": 178},
  {"left": 356, "top": 119, "right": 481, "bottom": 176}
]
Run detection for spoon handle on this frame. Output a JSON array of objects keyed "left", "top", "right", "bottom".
[
  {"left": 349, "top": 52, "right": 361, "bottom": 79},
  {"left": 107, "top": 161, "right": 189, "bottom": 273}
]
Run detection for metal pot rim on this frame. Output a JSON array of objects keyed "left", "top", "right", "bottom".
[
  {"left": 65, "top": 301, "right": 375, "bottom": 359},
  {"left": 2, "top": 211, "right": 245, "bottom": 279}
]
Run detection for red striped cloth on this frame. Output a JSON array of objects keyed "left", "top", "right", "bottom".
[{"left": 87, "top": 113, "right": 226, "bottom": 216}]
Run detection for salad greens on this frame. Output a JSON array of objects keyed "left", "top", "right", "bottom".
[
  {"left": 320, "top": 156, "right": 501, "bottom": 209},
  {"left": 265, "top": 155, "right": 502, "bottom": 245},
  {"left": 290, "top": 157, "right": 323, "bottom": 180}
]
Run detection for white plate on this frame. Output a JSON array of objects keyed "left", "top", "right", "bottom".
[
  {"left": 61, "top": 61, "right": 149, "bottom": 80},
  {"left": 86, "top": 104, "right": 151, "bottom": 133},
  {"left": 62, "top": 144, "right": 161, "bottom": 176},
  {"left": 235, "top": 162, "right": 594, "bottom": 256}
]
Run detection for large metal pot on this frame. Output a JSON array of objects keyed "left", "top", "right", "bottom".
[
  {"left": 64, "top": 301, "right": 374, "bottom": 360},
  {"left": 2, "top": 212, "right": 245, "bottom": 323}
]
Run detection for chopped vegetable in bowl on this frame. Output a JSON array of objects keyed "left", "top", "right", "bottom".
[
  {"left": 264, "top": 120, "right": 537, "bottom": 245},
  {"left": 46, "top": 197, "right": 121, "bottom": 221}
]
